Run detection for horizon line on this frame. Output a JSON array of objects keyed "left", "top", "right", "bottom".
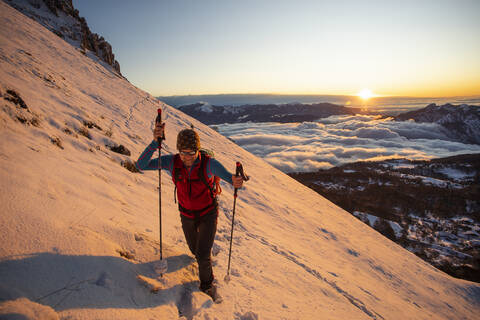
[{"left": 156, "top": 92, "right": 480, "bottom": 99}]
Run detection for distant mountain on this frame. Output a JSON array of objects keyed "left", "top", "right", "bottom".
[
  {"left": 4, "top": 0, "right": 121, "bottom": 75},
  {"left": 395, "top": 103, "right": 480, "bottom": 145},
  {"left": 158, "top": 93, "right": 356, "bottom": 108},
  {"left": 178, "top": 102, "right": 364, "bottom": 125}
]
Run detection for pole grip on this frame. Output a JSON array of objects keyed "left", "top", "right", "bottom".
[
  {"left": 235, "top": 162, "right": 241, "bottom": 176},
  {"left": 156, "top": 108, "right": 164, "bottom": 145}
]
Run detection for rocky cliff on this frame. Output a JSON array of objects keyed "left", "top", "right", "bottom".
[{"left": 4, "top": 0, "right": 121, "bottom": 75}]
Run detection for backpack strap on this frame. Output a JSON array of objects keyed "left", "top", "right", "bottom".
[
  {"left": 199, "top": 150, "right": 222, "bottom": 196},
  {"left": 198, "top": 151, "right": 215, "bottom": 200},
  {"left": 172, "top": 154, "right": 182, "bottom": 204}
]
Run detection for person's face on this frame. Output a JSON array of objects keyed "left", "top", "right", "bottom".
[{"left": 179, "top": 149, "right": 198, "bottom": 167}]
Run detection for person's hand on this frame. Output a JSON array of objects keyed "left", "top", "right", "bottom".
[
  {"left": 153, "top": 122, "right": 165, "bottom": 140},
  {"left": 232, "top": 175, "right": 244, "bottom": 189}
]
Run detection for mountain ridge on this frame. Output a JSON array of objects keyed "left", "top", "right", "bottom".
[
  {"left": 395, "top": 103, "right": 480, "bottom": 145},
  {"left": 178, "top": 102, "right": 364, "bottom": 124}
]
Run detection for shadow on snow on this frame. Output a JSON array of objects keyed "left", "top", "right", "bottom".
[{"left": 0, "top": 252, "right": 196, "bottom": 311}]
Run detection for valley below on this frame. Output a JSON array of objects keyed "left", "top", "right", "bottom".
[{"left": 289, "top": 154, "right": 480, "bottom": 283}]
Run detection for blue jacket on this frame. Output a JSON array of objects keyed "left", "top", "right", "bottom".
[{"left": 135, "top": 140, "right": 234, "bottom": 184}]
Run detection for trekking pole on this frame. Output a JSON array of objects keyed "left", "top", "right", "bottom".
[
  {"left": 224, "top": 162, "right": 248, "bottom": 282},
  {"left": 155, "top": 108, "right": 167, "bottom": 276}
]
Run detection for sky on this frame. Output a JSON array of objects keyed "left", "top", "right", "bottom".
[{"left": 73, "top": 0, "right": 480, "bottom": 97}]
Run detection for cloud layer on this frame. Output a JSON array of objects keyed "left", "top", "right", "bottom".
[{"left": 216, "top": 115, "right": 480, "bottom": 172}]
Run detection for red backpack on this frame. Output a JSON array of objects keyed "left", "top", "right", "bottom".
[{"left": 172, "top": 150, "right": 222, "bottom": 217}]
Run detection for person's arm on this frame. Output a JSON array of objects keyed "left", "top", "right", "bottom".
[
  {"left": 207, "top": 158, "right": 232, "bottom": 184},
  {"left": 208, "top": 158, "right": 233, "bottom": 183},
  {"left": 209, "top": 158, "right": 245, "bottom": 189},
  {"left": 135, "top": 140, "right": 173, "bottom": 173}
]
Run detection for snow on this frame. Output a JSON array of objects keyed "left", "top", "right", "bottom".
[
  {"left": 386, "top": 160, "right": 416, "bottom": 170},
  {"left": 468, "top": 240, "right": 480, "bottom": 248},
  {"left": 437, "top": 231, "right": 458, "bottom": 241},
  {"left": 4, "top": 0, "right": 83, "bottom": 49},
  {"left": 0, "top": 2, "right": 479, "bottom": 319},
  {"left": 0, "top": 298, "right": 59, "bottom": 320},
  {"left": 198, "top": 102, "right": 213, "bottom": 113},
  {"left": 395, "top": 172, "right": 463, "bottom": 188},
  {"left": 392, "top": 164, "right": 416, "bottom": 169},
  {"left": 353, "top": 212, "right": 375, "bottom": 227},
  {"left": 352, "top": 212, "right": 403, "bottom": 239},
  {"left": 437, "top": 167, "right": 475, "bottom": 181},
  {"left": 418, "top": 176, "right": 450, "bottom": 187},
  {"left": 453, "top": 217, "right": 474, "bottom": 224},
  {"left": 389, "top": 221, "right": 403, "bottom": 238}
]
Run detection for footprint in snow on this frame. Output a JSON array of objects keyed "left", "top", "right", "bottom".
[
  {"left": 347, "top": 249, "right": 359, "bottom": 257},
  {"left": 230, "top": 268, "right": 241, "bottom": 277},
  {"left": 212, "top": 243, "right": 221, "bottom": 256},
  {"left": 177, "top": 284, "right": 213, "bottom": 320},
  {"left": 318, "top": 228, "right": 337, "bottom": 241},
  {"left": 95, "top": 271, "right": 113, "bottom": 289},
  {"left": 235, "top": 311, "right": 259, "bottom": 320},
  {"left": 177, "top": 285, "right": 194, "bottom": 319}
]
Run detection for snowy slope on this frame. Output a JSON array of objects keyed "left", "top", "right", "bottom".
[{"left": 0, "top": 2, "right": 479, "bottom": 319}]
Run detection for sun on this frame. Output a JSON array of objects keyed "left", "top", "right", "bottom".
[{"left": 357, "top": 88, "right": 373, "bottom": 100}]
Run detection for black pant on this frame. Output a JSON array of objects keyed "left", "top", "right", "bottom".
[{"left": 180, "top": 210, "right": 217, "bottom": 290}]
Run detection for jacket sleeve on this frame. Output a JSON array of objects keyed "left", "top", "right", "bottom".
[
  {"left": 208, "top": 158, "right": 233, "bottom": 184},
  {"left": 135, "top": 140, "right": 173, "bottom": 174}
]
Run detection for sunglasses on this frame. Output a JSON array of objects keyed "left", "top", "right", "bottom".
[{"left": 179, "top": 150, "right": 197, "bottom": 156}]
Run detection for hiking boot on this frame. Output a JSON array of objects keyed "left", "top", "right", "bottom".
[{"left": 202, "top": 285, "right": 222, "bottom": 303}]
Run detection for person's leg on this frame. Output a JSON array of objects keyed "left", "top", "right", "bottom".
[
  {"left": 180, "top": 215, "right": 198, "bottom": 256},
  {"left": 196, "top": 211, "right": 218, "bottom": 291}
]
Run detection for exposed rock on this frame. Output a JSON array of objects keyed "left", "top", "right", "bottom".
[
  {"left": 122, "top": 159, "right": 140, "bottom": 173},
  {"left": 4, "top": 0, "right": 121, "bottom": 75},
  {"left": 42, "top": 0, "right": 76, "bottom": 17},
  {"left": 107, "top": 143, "right": 131, "bottom": 156},
  {"left": 4, "top": 89, "right": 28, "bottom": 109}
]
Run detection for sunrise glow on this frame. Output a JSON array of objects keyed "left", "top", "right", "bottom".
[{"left": 358, "top": 89, "right": 374, "bottom": 100}]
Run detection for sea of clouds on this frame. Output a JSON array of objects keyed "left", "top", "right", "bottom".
[{"left": 216, "top": 115, "right": 480, "bottom": 172}]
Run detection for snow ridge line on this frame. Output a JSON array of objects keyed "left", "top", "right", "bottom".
[{"left": 246, "top": 231, "right": 384, "bottom": 320}]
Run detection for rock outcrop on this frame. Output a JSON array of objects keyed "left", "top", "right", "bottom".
[{"left": 4, "top": 0, "right": 121, "bottom": 75}]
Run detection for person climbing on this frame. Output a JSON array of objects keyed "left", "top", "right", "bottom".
[{"left": 135, "top": 121, "right": 245, "bottom": 301}]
